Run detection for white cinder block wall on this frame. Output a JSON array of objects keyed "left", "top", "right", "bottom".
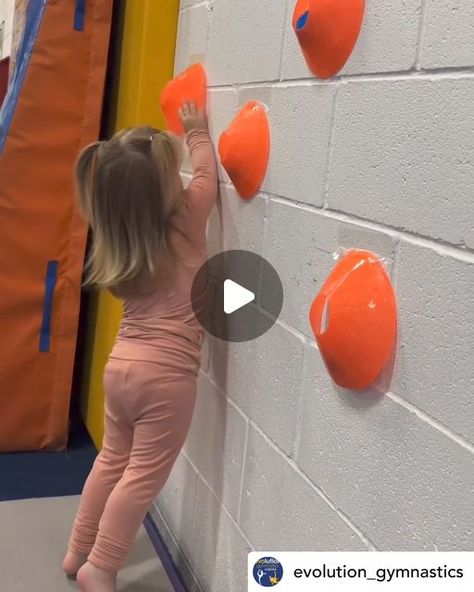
[
  {"left": 152, "top": 1, "right": 474, "bottom": 590},
  {"left": 0, "top": 0, "right": 15, "bottom": 58}
]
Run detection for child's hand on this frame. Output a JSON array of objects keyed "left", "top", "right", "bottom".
[{"left": 179, "top": 101, "right": 208, "bottom": 134}]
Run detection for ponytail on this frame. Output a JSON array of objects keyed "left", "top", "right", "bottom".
[
  {"left": 77, "top": 127, "right": 181, "bottom": 296},
  {"left": 75, "top": 141, "right": 101, "bottom": 224}
]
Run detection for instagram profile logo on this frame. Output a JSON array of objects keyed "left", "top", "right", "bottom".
[{"left": 253, "top": 557, "right": 283, "bottom": 587}]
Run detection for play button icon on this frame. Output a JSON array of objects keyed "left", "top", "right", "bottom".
[
  {"left": 191, "top": 250, "right": 283, "bottom": 342},
  {"left": 224, "top": 279, "right": 255, "bottom": 314}
]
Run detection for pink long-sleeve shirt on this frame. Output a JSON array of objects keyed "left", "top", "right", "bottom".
[{"left": 110, "top": 128, "right": 218, "bottom": 373}]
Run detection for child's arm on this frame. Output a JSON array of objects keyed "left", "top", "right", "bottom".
[{"left": 180, "top": 102, "right": 218, "bottom": 228}]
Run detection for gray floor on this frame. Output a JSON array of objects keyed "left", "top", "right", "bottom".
[{"left": 0, "top": 496, "right": 174, "bottom": 592}]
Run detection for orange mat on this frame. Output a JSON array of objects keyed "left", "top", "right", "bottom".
[{"left": 0, "top": 0, "right": 112, "bottom": 451}]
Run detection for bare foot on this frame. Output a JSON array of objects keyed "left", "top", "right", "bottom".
[
  {"left": 77, "top": 561, "right": 117, "bottom": 592},
  {"left": 62, "top": 551, "right": 88, "bottom": 577}
]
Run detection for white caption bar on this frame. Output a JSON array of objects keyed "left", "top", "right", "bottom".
[{"left": 248, "top": 552, "right": 474, "bottom": 591}]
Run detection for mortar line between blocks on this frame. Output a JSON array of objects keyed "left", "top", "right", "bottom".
[
  {"left": 186, "top": 455, "right": 201, "bottom": 559},
  {"left": 236, "top": 419, "right": 250, "bottom": 525},
  {"left": 181, "top": 449, "right": 237, "bottom": 520},
  {"left": 386, "top": 392, "right": 474, "bottom": 455},
  {"left": 210, "top": 354, "right": 474, "bottom": 459},
  {"left": 176, "top": 451, "right": 201, "bottom": 516},
  {"left": 291, "top": 357, "right": 308, "bottom": 461},
  {"left": 267, "top": 196, "right": 474, "bottom": 262},
  {"left": 322, "top": 84, "right": 340, "bottom": 209},
  {"left": 275, "top": 316, "right": 311, "bottom": 343},
  {"left": 390, "top": 236, "right": 403, "bottom": 289},
  {"left": 278, "top": 0, "right": 292, "bottom": 81},
  {"left": 248, "top": 419, "right": 378, "bottom": 551},
  {"left": 208, "top": 67, "right": 474, "bottom": 90},
  {"left": 207, "top": 363, "right": 474, "bottom": 540},
  {"left": 201, "top": 355, "right": 474, "bottom": 539},
  {"left": 183, "top": 439, "right": 253, "bottom": 544},
  {"left": 179, "top": 1, "right": 208, "bottom": 15},
  {"left": 248, "top": 302, "right": 312, "bottom": 343},
  {"left": 201, "top": 371, "right": 377, "bottom": 549},
  {"left": 256, "top": 195, "right": 271, "bottom": 304},
  {"left": 194, "top": 470, "right": 255, "bottom": 550},
  {"left": 204, "top": 0, "right": 212, "bottom": 57},
  {"left": 415, "top": 0, "right": 429, "bottom": 70},
  {"left": 182, "top": 448, "right": 199, "bottom": 473}
]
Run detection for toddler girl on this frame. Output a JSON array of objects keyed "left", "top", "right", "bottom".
[{"left": 62, "top": 101, "right": 217, "bottom": 592}]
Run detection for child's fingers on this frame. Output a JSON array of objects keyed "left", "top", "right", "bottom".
[
  {"left": 179, "top": 100, "right": 203, "bottom": 127},
  {"left": 182, "top": 100, "right": 197, "bottom": 115}
]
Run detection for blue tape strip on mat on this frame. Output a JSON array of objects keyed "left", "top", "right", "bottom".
[
  {"left": 74, "top": 0, "right": 86, "bottom": 31},
  {"left": 0, "top": 0, "right": 47, "bottom": 154},
  {"left": 39, "top": 260, "right": 58, "bottom": 353}
]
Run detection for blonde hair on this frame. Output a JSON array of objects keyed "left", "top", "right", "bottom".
[{"left": 76, "top": 126, "right": 182, "bottom": 296}]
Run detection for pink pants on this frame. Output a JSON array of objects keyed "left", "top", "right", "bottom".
[{"left": 68, "top": 358, "right": 197, "bottom": 571}]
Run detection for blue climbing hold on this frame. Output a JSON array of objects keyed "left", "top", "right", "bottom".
[{"left": 296, "top": 10, "right": 310, "bottom": 31}]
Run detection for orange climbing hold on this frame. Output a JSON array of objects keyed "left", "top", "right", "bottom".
[
  {"left": 309, "top": 250, "right": 397, "bottom": 390},
  {"left": 293, "top": 0, "right": 365, "bottom": 79},
  {"left": 160, "top": 63, "right": 207, "bottom": 135},
  {"left": 218, "top": 100, "right": 270, "bottom": 200}
]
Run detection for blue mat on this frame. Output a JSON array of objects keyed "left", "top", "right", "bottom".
[
  {"left": 0, "top": 416, "right": 97, "bottom": 501},
  {"left": 0, "top": 0, "right": 47, "bottom": 153}
]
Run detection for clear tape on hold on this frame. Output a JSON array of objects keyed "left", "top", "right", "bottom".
[
  {"left": 333, "top": 225, "right": 397, "bottom": 274},
  {"left": 188, "top": 53, "right": 205, "bottom": 67},
  {"left": 311, "top": 225, "right": 398, "bottom": 394}
]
